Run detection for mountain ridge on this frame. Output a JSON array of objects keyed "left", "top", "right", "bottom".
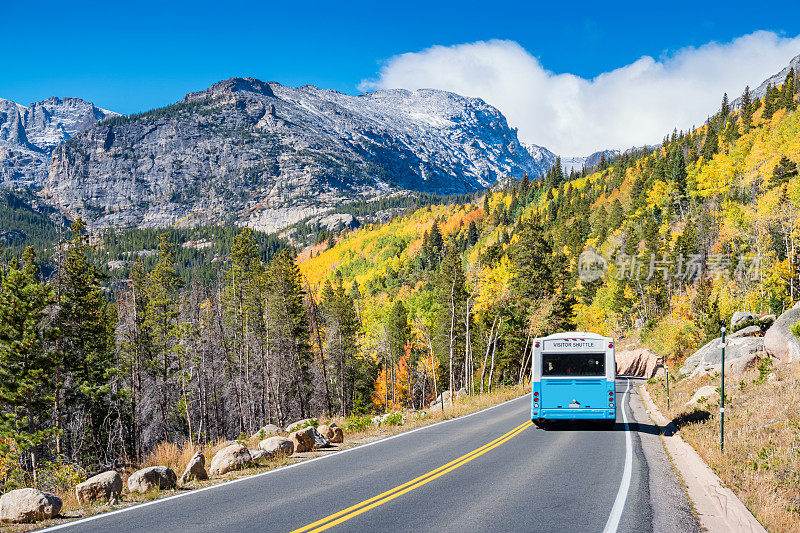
[{"left": 42, "top": 77, "right": 550, "bottom": 231}]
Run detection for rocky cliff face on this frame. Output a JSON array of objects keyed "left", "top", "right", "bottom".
[
  {"left": 43, "top": 78, "right": 547, "bottom": 231},
  {"left": 0, "top": 97, "right": 117, "bottom": 186}
]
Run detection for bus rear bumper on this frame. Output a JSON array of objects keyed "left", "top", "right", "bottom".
[{"left": 533, "top": 408, "right": 615, "bottom": 420}]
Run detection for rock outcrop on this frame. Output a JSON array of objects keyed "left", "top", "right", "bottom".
[
  {"left": 0, "top": 488, "right": 62, "bottom": 523},
  {"left": 259, "top": 436, "right": 294, "bottom": 456},
  {"left": 680, "top": 335, "right": 763, "bottom": 377},
  {"left": 75, "top": 471, "right": 123, "bottom": 504},
  {"left": 127, "top": 466, "right": 177, "bottom": 493},
  {"left": 179, "top": 451, "right": 208, "bottom": 484},
  {"left": 0, "top": 96, "right": 117, "bottom": 186},
  {"left": 208, "top": 444, "right": 252, "bottom": 476},
  {"left": 616, "top": 348, "right": 663, "bottom": 378},
  {"left": 764, "top": 301, "right": 800, "bottom": 363}
]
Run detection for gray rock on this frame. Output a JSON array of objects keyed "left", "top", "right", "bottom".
[
  {"left": 285, "top": 418, "right": 317, "bottom": 433},
  {"left": 248, "top": 449, "right": 271, "bottom": 465},
  {"left": 252, "top": 424, "right": 281, "bottom": 439},
  {"left": 680, "top": 336, "right": 764, "bottom": 377},
  {"left": 127, "top": 466, "right": 177, "bottom": 493},
  {"left": 259, "top": 436, "right": 294, "bottom": 456},
  {"left": 0, "top": 488, "right": 62, "bottom": 523},
  {"left": 730, "top": 311, "right": 758, "bottom": 329},
  {"left": 764, "top": 301, "right": 800, "bottom": 363},
  {"left": 208, "top": 444, "right": 252, "bottom": 476},
  {"left": 179, "top": 451, "right": 207, "bottom": 484},
  {"left": 75, "top": 470, "right": 123, "bottom": 504}
]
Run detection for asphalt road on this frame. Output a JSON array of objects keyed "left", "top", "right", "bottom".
[{"left": 44, "top": 378, "right": 699, "bottom": 533}]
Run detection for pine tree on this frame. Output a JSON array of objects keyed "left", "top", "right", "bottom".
[
  {"left": 740, "top": 85, "right": 753, "bottom": 132},
  {"left": 700, "top": 125, "right": 718, "bottom": 160},
  {"left": 782, "top": 68, "right": 797, "bottom": 111},
  {"left": 265, "top": 250, "right": 313, "bottom": 419},
  {"left": 720, "top": 92, "right": 730, "bottom": 117},
  {"left": 769, "top": 156, "right": 799, "bottom": 189},
  {"left": 667, "top": 146, "right": 687, "bottom": 200},
  {"left": 59, "top": 218, "right": 116, "bottom": 463},
  {"left": 763, "top": 84, "right": 777, "bottom": 121},
  {"left": 467, "top": 220, "right": 479, "bottom": 246},
  {"left": 0, "top": 248, "right": 57, "bottom": 482},
  {"left": 144, "top": 234, "right": 185, "bottom": 440}
]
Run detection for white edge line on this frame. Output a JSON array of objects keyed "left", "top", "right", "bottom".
[
  {"left": 40, "top": 392, "right": 532, "bottom": 531},
  {"left": 603, "top": 378, "right": 633, "bottom": 533}
]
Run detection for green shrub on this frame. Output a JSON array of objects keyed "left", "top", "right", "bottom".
[{"left": 342, "top": 415, "right": 371, "bottom": 432}]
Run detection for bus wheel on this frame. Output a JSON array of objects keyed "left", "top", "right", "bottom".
[
  {"left": 533, "top": 418, "right": 548, "bottom": 429},
  {"left": 601, "top": 420, "right": 616, "bottom": 430}
]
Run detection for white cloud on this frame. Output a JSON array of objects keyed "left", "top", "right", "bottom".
[{"left": 359, "top": 32, "right": 800, "bottom": 157}]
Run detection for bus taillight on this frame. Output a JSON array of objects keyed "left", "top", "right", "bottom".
[{"left": 608, "top": 342, "right": 614, "bottom": 348}]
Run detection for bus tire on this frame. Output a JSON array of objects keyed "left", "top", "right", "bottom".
[{"left": 533, "top": 418, "right": 547, "bottom": 429}]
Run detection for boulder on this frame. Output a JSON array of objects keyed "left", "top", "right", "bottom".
[
  {"left": 285, "top": 418, "right": 317, "bottom": 433},
  {"left": 259, "top": 436, "right": 294, "bottom": 456},
  {"left": 455, "top": 388, "right": 467, "bottom": 400},
  {"left": 252, "top": 424, "right": 281, "bottom": 439},
  {"left": 179, "top": 451, "right": 207, "bottom": 484},
  {"left": 313, "top": 428, "right": 331, "bottom": 449},
  {"left": 290, "top": 426, "right": 330, "bottom": 452},
  {"left": 317, "top": 424, "right": 335, "bottom": 440},
  {"left": 329, "top": 425, "right": 343, "bottom": 444},
  {"left": 685, "top": 385, "right": 720, "bottom": 408},
  {"left": 127, "top": 466, "right": 177, "bottom": 493},
  {"left": 75, "top": 470, "right": 123, "bottom": 504},
  {"left": 248, "top": 449, "right": 271, "bottom": 466},
  {"left": 764, "top": 301, "right": 800, "bottom": 363},
  {"left": 730, "top": 311, "right": 759, "bottom": 329},
  {"left": 680, "top": 336, "right": 764, "bottom": 377},
  {"left": 729, "top": 325, "right": 761, "bottom": 339},
  {"left": 0, "top": 488, "right": 62, "bottom": 523},
  {"left": 208, "top": 443, "right": 252, "bottom": 476},
  {"left": 290, "top": 427, "right": 316, "bottom": 453},
  {"left": 615, "top": 348, "right": 662, "bottom": 378}
]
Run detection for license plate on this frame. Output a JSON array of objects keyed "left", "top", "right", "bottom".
[{"left": 569, "top": 402, "right": 580, "bottom": 408}]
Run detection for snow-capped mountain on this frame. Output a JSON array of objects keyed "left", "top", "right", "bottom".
[
  {"left": 0, "top": 96, "right": 118, "bottom": 185},
  {"left": 44, "top": 77, "right": 552, "bottom": 231},
  {"left": 522, "top": 143, "right": 558, "bottom": 175}
]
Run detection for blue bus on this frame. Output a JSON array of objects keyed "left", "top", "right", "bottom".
[{"left": 531, "top": 331, "right": 616, "bottom": 427}]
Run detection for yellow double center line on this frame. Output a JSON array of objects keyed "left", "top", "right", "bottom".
[{"left": 290, "top": 419, "right": 533, "bottom": 533}]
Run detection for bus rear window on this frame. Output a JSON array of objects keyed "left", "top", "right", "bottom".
[{"left": 542, "top": 353, "right": 605, "bottom": 376}]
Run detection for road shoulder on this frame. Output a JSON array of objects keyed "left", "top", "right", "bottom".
[
  {"left": 639, "top": 384, "right": 767, "bottom": 533},
  {"left": 627, "top": 380, "right": 700, "bottom": 533}
]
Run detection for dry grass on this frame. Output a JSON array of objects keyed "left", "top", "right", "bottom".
[
  {"left": 647, "top": 361, "right": 800, "bottom": 533},
  {"left": 1, "top": 383, "right": 529, "bottom": 531}
]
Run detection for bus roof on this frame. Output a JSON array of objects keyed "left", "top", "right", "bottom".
[{"left": 537, "top": 331, "right": 611, "bottom": 341}]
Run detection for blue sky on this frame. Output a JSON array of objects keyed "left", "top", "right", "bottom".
[{"left": 3, "top": 1, "right": 800, "bottom": 154}]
